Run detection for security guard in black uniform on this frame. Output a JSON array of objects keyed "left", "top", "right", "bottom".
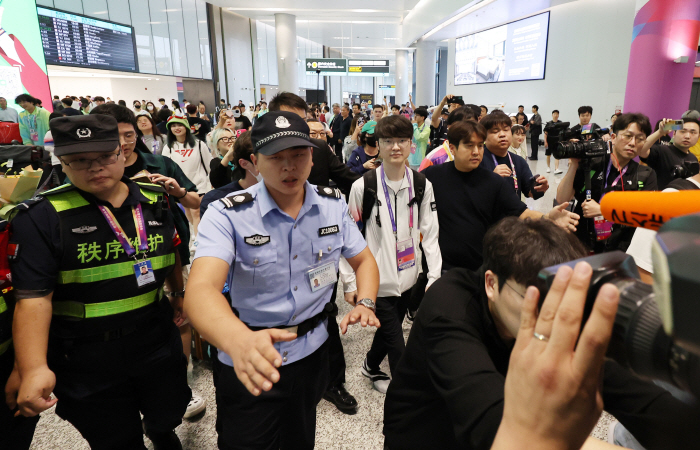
[
  {"left": 9, "top": 115, "right": 190, "bottom": 449},
  {"left": 1, "top": 224, "right": 40, "bottom": 449}
]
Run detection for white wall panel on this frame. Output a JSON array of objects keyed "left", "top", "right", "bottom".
[
  {"left": 52, "top": 0, "right": 83, "bottom": 14},
  {"left": 81, "top": 0, "right": 109, "bottom": 21},
  {"left": 165, "top": 0, "right": 188, "bottom": 77},
  {"left": 182, "top": 0, "right": 202, "bottom": 79},
  {"left": 107, "top": 0, "right": 131, "bottom": 27},
  {"left": 221, "top": 11, "right": 255, "bottom": 106},
  {"left": 147, "top": 0, "right": 173, "bottom": 75},
  {"left": 129, "top": 0, "right": 157, "bottom": 74},
  {"left": 195, "top": 0, "right": 211, "bottom": 79},
  {"left": 36, "top": 0, "right": 55, "bottom": 7}
]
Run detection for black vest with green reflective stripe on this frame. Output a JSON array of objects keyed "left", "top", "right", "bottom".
[
  {"left": 0, "top": 291, "right": 12, "bottom": 358},
  {"left": 43, "top": 182, "right": 176, "bottom": 338}
]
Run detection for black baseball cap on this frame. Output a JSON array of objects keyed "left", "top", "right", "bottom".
[
  {"left": 251, "top": 111, "right": 318, "bottom": 155},
  {"left": 50, "top": 115, "right": 120, "bottom": 156}
]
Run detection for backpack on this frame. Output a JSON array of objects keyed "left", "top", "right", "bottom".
[
  {"left": 666, "top": 178, "right": 700, "bottom": 190},
  {"left": 360, "top": 168, "right": 426, "bottom": 237}
]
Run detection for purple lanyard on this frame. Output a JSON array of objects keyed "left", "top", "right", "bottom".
[
  {"left": 97, "top": 204, "right": 149, "bottom": 258},
  {"left": 601, "top": 159, "right": 627, "bottom": 201},
  {"left": 379, "top": 166, "right": 414, "bottom": 238},
  {"left": 491, "top": 152, "right": 518, "bottom": 189}
]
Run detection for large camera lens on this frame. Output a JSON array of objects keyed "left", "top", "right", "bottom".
[{"left": 554, "top": 139, "right": 607, "bottom": 160}]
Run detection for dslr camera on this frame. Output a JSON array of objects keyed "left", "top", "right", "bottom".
[
  {"left": 552, "top": 122, "right": 609, "bottom": 160},
  {"left": 538, "top": 212, "right": 700, "bottom": 396},
  {"left": 671, "top": 160, "right": 700, "bottom": 180}
]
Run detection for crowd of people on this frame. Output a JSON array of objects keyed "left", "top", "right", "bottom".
[{"left": 1, "top": 87, "right": 699, "bottom": 450}]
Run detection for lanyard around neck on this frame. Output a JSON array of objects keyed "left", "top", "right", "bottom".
[
  {"left": 380, "top": 166, "right": 414, "bottom": 237},
  {"left": 602, "top": 158, "right": 627, "bottom": 201},
  {"left": 97, "top": 203, "right": 149, "bottom": 258},
  {"left": 491, "top": 151, "right": 518, "bottom": 189}
]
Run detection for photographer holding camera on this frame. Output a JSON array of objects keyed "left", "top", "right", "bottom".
[
  {"left": 639, "top": 117, "right": 699, "bottom": 190},
  {"left": 570, "top": 106, "right": 611, "bottom": 142},
  {"left": 383, "top": 217, "right": 698, "bottom": 450},
  {"left": 556, "top": 113, "right": 658, "bottom": 253}
]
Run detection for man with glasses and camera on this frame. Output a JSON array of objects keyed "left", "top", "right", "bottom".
[
  {"left": 9, "top": 115, "right": 191, "bottom": 449},
  {"left": 557, "top": 113, "right": 658, "bottom": 253},
  {"left": 343, "top": 115, "right": 442, "bottom": 394},
  {"left": 639, "top": 117, "right": 699, "bottom": 190}
]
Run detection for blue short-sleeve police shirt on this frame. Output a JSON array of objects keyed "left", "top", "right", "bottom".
[{"left": 194, "top": 181, "right": 367, "bottom": 367}]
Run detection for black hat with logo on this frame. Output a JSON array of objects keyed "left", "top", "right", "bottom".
[
  {"left": 250, "top": 111, "right": 318, "bottom": 156},
  {"left": 50, "top": 115, "right": 120, "bottom": 156}
]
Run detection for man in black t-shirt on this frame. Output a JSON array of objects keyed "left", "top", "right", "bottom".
[
  {"left": 424, "top": 121, "right": 578, "bottom": 271},
  {"left": 232, "top": 105, "right": 252, "bottom": 130},
  {"left": 383, "top": 217, "right": 699, "bottom": 450},
  {"left": 543, "top": 109, "right": 562, "bottom": 174},
  {"left": 186, "top": 104, "right": 211, "bottom": 141},
  {"left": 557, "top": 113, "right": 658, "bottom": 253},
  {"left": 568, "top": 105, "right": 611, "bottom": 143},
  {"left": 478, "top": 111, "right": 548, "bottom": 200},
  {"left": 640, "top": 117, "right": 699, "bottom": 189}
]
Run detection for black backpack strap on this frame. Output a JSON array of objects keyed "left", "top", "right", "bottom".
[
  {"left": 633, "top": 164, "right": 653, "bottom": 190},
  {"left": 361, "top": 169, "right": 379, "bottom": 237},
  {"left": 409, "top": 169, "right": 427, "bottom": 225},
  {"left": 667, "top": 178, "right": 700, "bottom": 190}
]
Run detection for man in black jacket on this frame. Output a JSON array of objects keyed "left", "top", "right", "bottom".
[
  {"left": 383, "top": 217, "right": 699, "bottom": 450},
  {"left": 334, "top": 105, "right": 352, "bottom": 159},
  {"left": 267, "top": 92, "right": 361, "bottom": 415}
]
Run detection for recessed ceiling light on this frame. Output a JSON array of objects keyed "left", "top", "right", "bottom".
[
  {"left": 384, "top": 38, "right": 400, "bottom": 40},
  {"left": 333, "top": 37, "right": 350, "bottom": 40}
]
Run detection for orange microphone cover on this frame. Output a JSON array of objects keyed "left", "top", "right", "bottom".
[{"left": 600, "top": 191, "right": 700, "bottom": 231}]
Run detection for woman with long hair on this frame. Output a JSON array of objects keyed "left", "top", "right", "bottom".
[
  {"left": 136, "top": 113, "right": 165, "bottom": 155},
  {"left": 145, "top": 101, "right": 158, "bottom": 116},
  {"left": 342, "top": 115, "right": 361, "bottom": 162},
  {"left": 171, "top": 100, "right": 185, "bottom": 116},
  {"left": 161, "top": 115, "right": 213, "bottom": 236}
]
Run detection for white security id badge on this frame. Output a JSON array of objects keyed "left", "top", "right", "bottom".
[
  {"left": 396, "top": 237, "right": 416, "bottom": 271},
  {"left": 307, "top": 261, "right": 337, "bottom": 292},
  {"left": 134, "top": 259, "right": 156, "bottom": 287}
]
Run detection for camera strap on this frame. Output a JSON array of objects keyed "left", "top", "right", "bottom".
[{"left": 602, "top": 158, "right": 627, "bottom": 201}]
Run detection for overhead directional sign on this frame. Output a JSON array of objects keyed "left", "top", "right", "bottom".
[
  {"left": 305, "top": 58, "right": 347, "bottom": 75},
  {"left": 379, "top": 85, "right": 396, "bottom": 89},
  {"left": 348, "top": 60, "right": 390, "bottom": 76}
]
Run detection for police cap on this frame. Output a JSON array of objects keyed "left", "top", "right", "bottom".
[
  {"left": 51, "top": 115, "right": 120, "bottom": 156},
  {"left": 251, "top": 111, "right": 318, "bottom": 156}
]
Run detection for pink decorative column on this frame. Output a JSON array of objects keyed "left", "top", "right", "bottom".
[{"left": 623, "top": 0, "right": 700, "bottom": 126}]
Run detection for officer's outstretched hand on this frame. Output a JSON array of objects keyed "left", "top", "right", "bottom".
[
  {"left": 16, "top": 367, "right": 57, "bottom": 417},
  {"left": 339, "top": 305, "right": 380, "bottom": 335},
  {"left": 231, "top": 329, "right": 297, "bottom": 396},
  {"left": 545, "top": 202, "right": 579, "bottom": 233}
]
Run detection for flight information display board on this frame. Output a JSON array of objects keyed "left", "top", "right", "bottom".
[
  {"left": 348, "top": 60, "right": 390, "bottom": 76},
  {"left": 37, "top": 6, "right": 138, "bottom": 72}
]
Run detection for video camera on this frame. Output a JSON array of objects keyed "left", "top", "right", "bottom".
[
  {"left": 672, "top": 160, "right": 700, "bottom": 180},
  {"left": 552, "top": 122, "right": 610, "bottom": 160},
  {"left": 538, "top": 212, "right": 700, "bottom": 396}
]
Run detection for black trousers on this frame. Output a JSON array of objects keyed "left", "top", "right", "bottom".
[
  {"left": 531, "top": 133, "right": 541, "bottom": 159},
  {"left": 215, "top": 341, "right": 329, "bottom": 450},
  {"left": 0, "top": 348, "right": 40, "bottom": 450},
  {"left": 366, "top": 290, "right": 411, "bottom": 374},
  {"left": 327, "top": 281, "right": 346, "bottom": 387},
  {"left": 47, "top": 315, "right": 190, "bottom": 450}
]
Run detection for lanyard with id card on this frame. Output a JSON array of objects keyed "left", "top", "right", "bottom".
[
  {"left": 594, "top": 159, "right": 627, "bottom": 241},
  {"left": 27, "top": 114, "right": 38, "bottom": 142},
  {"left": 491, "top": 152, "right": 518, "bottom": 191},
  {"left": 97, "top": 203, "right": 155, "bottom": 288},
  {"left": 380, "top": 166, "right": 417, "bottom": 272}
]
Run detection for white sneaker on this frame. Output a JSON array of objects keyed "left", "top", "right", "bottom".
[
  {"left": 554, "top": 168, "right": 563, "bottom": 174},
  {"left": 546, "top": 167, "right": 551, "bottom": 173},
  {"left": 183, "top": 392, "right": 206, "bottom": 419},
  {"left": 361, "top": 358, "right": 391, "bottom": 394}
]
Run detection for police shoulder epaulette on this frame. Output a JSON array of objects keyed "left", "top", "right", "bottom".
[
  {"left": 40, "top": 183, "right": 76, "bottom": 196},
  {"left": 316, "top": 186, "right": 342, "bottom": 199},
  {"left": 219, "top": 192, "right": 254, "bottom": 209},
  {"left": 135, "top": 181, "right": 167, "bottom": 194}
]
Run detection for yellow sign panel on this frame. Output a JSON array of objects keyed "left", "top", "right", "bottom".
[{"left": 349, "top": 67, "right": 362, "bottom": 72}]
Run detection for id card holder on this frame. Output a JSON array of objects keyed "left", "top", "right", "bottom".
[
  {"left": 512, "top": 175, "right": 518, "bottom": 190},
  {"left": 396, "top": 237, "right": 416, "bottom": 271},
  {"left": 307, "top": 261, "right": 337, "bottom": 292},
  {"left": 134, "top": 259, "right": 156, "bottom": 287},
  {"left": 594, "top": 216, "right": 613, "bottom": 241},
  {"left": 30, "top": 129, "right": 39, "bottom": 142}
]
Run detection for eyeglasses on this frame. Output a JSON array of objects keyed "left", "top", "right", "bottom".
[
  {"left": 617, "top": 132, "right": 646, "bottom": 144},
  {"left": 218, "top": 137, "right": 236, "bottom": 144},
  {"left": 120, "top": 132, "right": 137, "bottom": 145},
  {"left": 61, "top": 149, "right": 121, "bottom": 170},
  {"left": 379, "top": 138, "right": 411, "bottom": 148},
  {"left": 504, "top": 281, "right": 526, "bottom": 299},
  {"left": 309, "top": 131, "right": 327, "bottom": 138}
]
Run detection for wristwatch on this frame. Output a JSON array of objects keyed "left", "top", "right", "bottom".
[
  {"left": 167, "top": 290, "right": 185, "bottom": 298},
  {"left": 357, "top": 298, "right": 376, "bottom": 312}
]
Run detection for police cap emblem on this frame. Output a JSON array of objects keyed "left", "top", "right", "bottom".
[
  {"left": 275, "top": 116, "right": 291, "bottom": 129},
  {"left": 76, "top": 128, "right": 92, "bottom": 138},
  {"left": 244, "top": 234, "right": 271, "bottom": 246}
]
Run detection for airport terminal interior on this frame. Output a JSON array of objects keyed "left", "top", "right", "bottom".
[{"left": 1, "top": 0, "right": 699, "bottom": 449}]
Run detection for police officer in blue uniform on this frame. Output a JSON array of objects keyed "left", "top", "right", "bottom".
[
  {"left": 185, "top": 110, "right": 380, "bottom": 450},
  {"left": 9, "top": 116, "right": 190, "bottom": 449}
]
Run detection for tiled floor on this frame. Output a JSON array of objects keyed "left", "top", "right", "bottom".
[{"left": 29, "top": 154, "right": 617, "bottom": 449}]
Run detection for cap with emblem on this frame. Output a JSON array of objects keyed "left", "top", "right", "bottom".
[
  {"left": 361, "top": 121, "right": 377, "bottom": 135},
  {"left": 50, "top": 115, "right": 120, "bottom": 156},
  {"left": 250, "top": 111, "right": 318, "bottom": 156}
]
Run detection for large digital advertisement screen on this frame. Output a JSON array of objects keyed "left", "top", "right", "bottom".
[
  {"left": 0, "top": 0, "right": 53, "bottom": 112},
  {"left": 37, "top": 6, "right": 138, "bottom": 73},
  {"left": 454, "top": 12, "right": 550, "bottom": 85}
]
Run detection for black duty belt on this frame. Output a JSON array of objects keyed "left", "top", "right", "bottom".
[{"left": 246, "top": 302, "right": 338, "bottom": 338}]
